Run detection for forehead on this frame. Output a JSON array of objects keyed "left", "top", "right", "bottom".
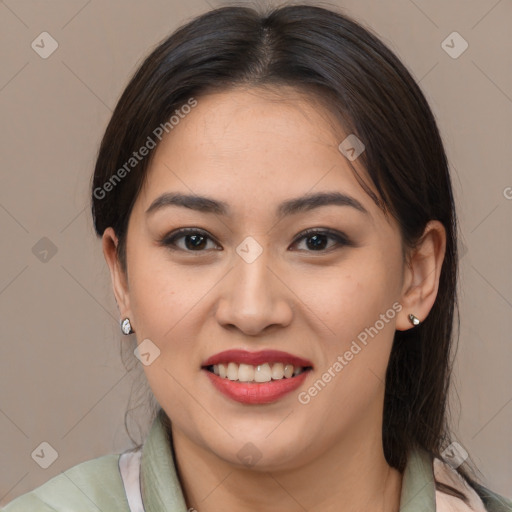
[
  {"left": 137, "top": 87, "right": 380, "bottom": 219},
  {"left": 174, "top": 86, "right": 345, "bottom": 153}
]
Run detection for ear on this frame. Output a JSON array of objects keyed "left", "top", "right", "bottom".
[
  {"left": 102, "top": 227, "right": 132, "bottom": 324},
  {"left": 396, "top": 220, "right": 447, "bottom": 331}
]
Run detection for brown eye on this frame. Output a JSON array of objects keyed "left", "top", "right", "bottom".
[
  {"left": 160, "top": 228, "right": 220, "bottom": 252},
  {"left": 291, "top": 229, "right": 351, "bottom": 252}
]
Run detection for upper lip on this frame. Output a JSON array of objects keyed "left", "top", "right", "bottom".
[{"left": 201, "top": 349, "right": 313, "bottom": 368}]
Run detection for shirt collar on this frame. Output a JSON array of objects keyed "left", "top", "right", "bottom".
[
  {"left": 140, "top": 409, "right": 188, "bottom": 512},
  {"left": 399, "top": 444, "right": 437, "bottom": 511},
  {"left": 140, "top": 409, "right": 437, "bottom": 512}
]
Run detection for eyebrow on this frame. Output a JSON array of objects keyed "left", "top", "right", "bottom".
[{"left": 145, "top": 191, "right": 369, "bottom": 219}]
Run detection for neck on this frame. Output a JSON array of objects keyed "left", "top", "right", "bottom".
[{"left": 170, "top": 409, "right": 403, "bottom": 512}]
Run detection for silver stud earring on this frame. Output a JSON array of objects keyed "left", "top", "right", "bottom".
[
  {"left": 408, "top": 314, "right": 420, "bottom": 326},
  {"left": 121, "top": 318, "right": 134, "bottom": 335}
]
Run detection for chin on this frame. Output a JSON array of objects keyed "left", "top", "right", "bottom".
[{"left": 205, "top": 429, "right": 313, "bottom": 472}]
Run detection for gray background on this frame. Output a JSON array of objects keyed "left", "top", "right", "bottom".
[{"left": 0, "top": 0, "right": 511, "bottom": 504}]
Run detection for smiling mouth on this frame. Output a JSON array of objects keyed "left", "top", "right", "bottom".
[{"left": 203, "top": 362, "right": 313, "bottom": 383}]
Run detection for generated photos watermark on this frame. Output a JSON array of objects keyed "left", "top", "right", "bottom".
[
  {"left": 298, "top": 301, "right": 403, "bottom": 404},
  {"left": 93, "top": 97, "right": 198, "bottom": 200}
]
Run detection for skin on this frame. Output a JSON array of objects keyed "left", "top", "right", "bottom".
[{"left": 103, "top": 86, "right": 446, "bottom": 512}]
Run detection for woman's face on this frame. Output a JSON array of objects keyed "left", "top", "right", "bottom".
[{"left": 111, "top": 87, "right": 412, "bottom": 470}]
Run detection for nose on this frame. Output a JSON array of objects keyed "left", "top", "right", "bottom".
[{"left": 214, "top": 247, "right": 294, "bottom": 336}]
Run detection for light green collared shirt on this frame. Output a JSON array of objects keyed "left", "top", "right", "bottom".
[{"left": 2, "top": 409, "right": 511, "bottom": 511}]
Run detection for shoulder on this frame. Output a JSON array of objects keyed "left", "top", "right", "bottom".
[
  {"left": 471, "top": 482, "right": 512, "bottom": 512},
  {"left": 434, "top": 457, "right": 512, "bottom": 512},
  {"left": 1, "top": 453, "right": 130, "bottom": 512}
]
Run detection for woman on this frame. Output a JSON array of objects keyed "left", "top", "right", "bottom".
[{"left": 3, "top": 4, "right": 511, "bottom": 511}]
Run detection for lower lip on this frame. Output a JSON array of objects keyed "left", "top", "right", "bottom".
[{"left": 203, "top": 369, "right": 310, "bottom": 404}]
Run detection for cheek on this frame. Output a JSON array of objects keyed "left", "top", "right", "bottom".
[
  {"left": 126, "top": 254, "right": 208, "bottom": 420},
  {"left": 127, "top": 243, "right": 199, "bottom": 330},
  {"left": 302, "top": 255, "right": 399, "bottom": 339},
  {"left": 300, "top": 254, "right": 400, "bottom": 396},
  {"left": 125, "top": 249, "right": 197, "bottom": 372}
]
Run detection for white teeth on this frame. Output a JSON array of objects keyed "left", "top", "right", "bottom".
[
  {"left": 210, "top": 362, "right": 308, "bottom": 382},
  {"left": 227, "top": 362, "right": 238, "bottom": 381},
  {"left": 271, "top": 362, "right": 284, "bottom": 380},
  {"left": 254, "top": 363, "right": 272, "bottom": 383},
  {"left": 238, "top": 363, "right": 254, "bottom": 382}
]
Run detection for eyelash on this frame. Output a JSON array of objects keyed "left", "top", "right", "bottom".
[{"left": 158, "top": 227, "right": 352, "bottom": 254}]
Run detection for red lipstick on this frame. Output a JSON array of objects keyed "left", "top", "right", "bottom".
[
  {"left": 201, "top": 349, "right": 313, "bottom": 405},
  {"left": 202, "top": 349, "right": 313, "bottom": 368},
  {"left": 203, "top": 370, "right": 309, "bottom": 404}
]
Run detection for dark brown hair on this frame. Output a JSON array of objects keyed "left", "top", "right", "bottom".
[{"left": 91, "top": 2, "right": 483, "bottom": 503}]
